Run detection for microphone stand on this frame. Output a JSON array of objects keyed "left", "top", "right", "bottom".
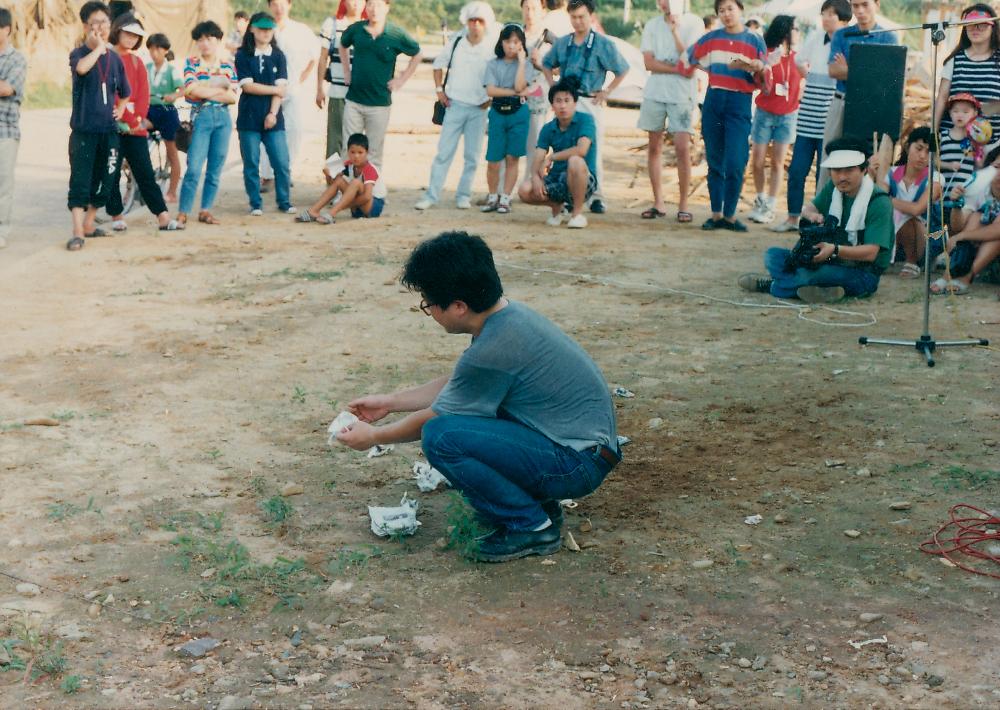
[{"left": 853, "top": 18, "right": 989, "bottom": 366}]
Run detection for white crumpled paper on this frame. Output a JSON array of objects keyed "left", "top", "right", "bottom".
[
  {"left": 368, "top": 493, "right": 420, "bottom": 537},
  {"left": 366, "top": 444, "right": 394, "bottom": 458},
  {"left": 327, "top": 411, "right": 359, "bottom": 445},
  {"left": 412, "top": 461, "right": 449, "bottom": 492}
]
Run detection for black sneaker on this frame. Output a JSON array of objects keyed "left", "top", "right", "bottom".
[
  {"left": 589, "top": 199, "right": 606, "bottom": 214},
  {"left": 540, "top": 500, "right": 564, "bottom": 529},
  {"left": 719, "top": 218, "right": 748, "bottom": 232},
  {"left": 796, "top": 285, "right": 846, "bottom": 303},
  {"left": 472, "top": 525, "right": 562, "bottom": 563},
  {"left": 737, "top": 272, "right": 773, "bottom": 293},
  {"left": 702, "top": 218, "right": 720, "bottom": 231}
]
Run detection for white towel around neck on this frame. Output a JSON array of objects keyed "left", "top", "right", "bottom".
[{"left": 828, "top": 174, "right": 874, "bottom": 245}]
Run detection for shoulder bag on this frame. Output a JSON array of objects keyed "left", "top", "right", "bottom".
[{"left": 432, "top": 34, "right": 462, "bottom": 126}]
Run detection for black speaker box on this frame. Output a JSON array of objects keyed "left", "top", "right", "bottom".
[{"left": 844, "top": 43, "right": 908, "bottom": 144}]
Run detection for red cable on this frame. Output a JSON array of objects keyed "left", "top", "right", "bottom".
[{"left": 920, "top": 504, "right": 1000, "bottom": 579}]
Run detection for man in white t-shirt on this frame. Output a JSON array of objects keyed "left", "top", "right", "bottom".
[
  {"left": 261, "top": 0, "right": 320, "bottom": 188},
  {"left": 637, "top": 0, "right": 702, "bottom": 222}
]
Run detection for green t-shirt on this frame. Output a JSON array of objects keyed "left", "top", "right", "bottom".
[
  {"left": 812, "top": 181, "right": 894, "bottom": 272},
  {"left": 146, "top": 61, "right": 183, "bottom": 107},
  {"left": 340, "top": 21, "right": 420, "bottom": 107}
]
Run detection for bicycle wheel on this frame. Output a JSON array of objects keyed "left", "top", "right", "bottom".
[
  {"left": 119, "top": 160, "right": 138, "bottom": 214},
  {"left": 148, "top": 134, "right": 170, "bottom": 195}
]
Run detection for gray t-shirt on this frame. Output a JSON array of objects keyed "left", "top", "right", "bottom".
[
  {"left": 432, "top": 301, "right": 617, "bottom": 451},
  {"left": 485, "top": 57, "right": 537, "bottom": 89}
]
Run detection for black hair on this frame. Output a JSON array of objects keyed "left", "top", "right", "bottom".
[
  {"left": 944, "top": 4, "right": 1000, "bottom": 65},
  {"left": 763, "top": 14, "right": 794, "bottom": 50},
  {"left": 0, "top": 8, "right": 12, "bottom": 29},
  {"left": 79, "top": 1, "right": 110, "bottom": 23},
  {"left": 191, "top": 19, "right": 224, "bottom": 41},
  {"left": 548, "top": 74, "right": 580, "bottom": 103},
  {"left": 235, "top": 10, "right": 249, "bottom": 20},
  {"left": 546, "top": 0, "right": 567, "bottom": 8},
  {"left": 109, "top": 12, "right": 143, "bottom": 49},
  {"left": 495, "top": 24, "right": 527, "bottom": 59},
  {"left": 147, "top": 32, "right": 175, "bottom": 61},
  {"left": 984, "top": 144, "right": 1000, "bottom": 165},
  {"left": 703, "top": 14, "right": 717, "bottom": 29},
  {"left": 240, "top": 12, "right": 277, "bottom": 54},
  {"left": 897, "top": 126, "right": 933, "bottom": 166},
  {"left": 714, "top": 0, "right": 743, "bottom": 14},
  {"left": 820, "top": 0, "right": 852, "bottom": 22},
  {"left": 347, "top": 133, "right": 369, "bottom": 150},
  {"left": 825, "top": 134, "right": 871, "bottom": 170},
  {"left": 567, "top": 0, "right": 595, "bottom": 13},
  {"left": 400, "top": 232, "right": 503, "bottom": 313}
]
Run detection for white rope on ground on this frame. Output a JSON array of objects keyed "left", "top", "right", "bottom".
[{"left": 499, "top": 262, "right": 879, "bottom": 328}]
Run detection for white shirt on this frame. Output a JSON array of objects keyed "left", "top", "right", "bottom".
[
  {"left": 432, "top": 33, "right": 493, "bottom": 106},
  {"left": 542, "top": 9, "right": 573, "bottom": 39},
  {"left": 964, "top": 166, "right": 997, "bottom": 211},
  {"left": 640, "top": 14, "right": 703, "bottom": 104},
  {"left": 798, "top": 26, "right": 836, "bottom": 88},
  {"left": 890, "top": 170, "right": 943, "bottom": 233},
  {"left": 276, "top": 17, "right": 320, "bottom": 98}
]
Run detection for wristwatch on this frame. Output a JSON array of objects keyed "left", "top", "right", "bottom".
[{"left": 831, "top": 243, "right": 840, "bottom": 260}]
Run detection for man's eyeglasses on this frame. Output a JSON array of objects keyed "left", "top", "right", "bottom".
[{"left": 419, "top": 299, "right": 434, "bottom": 316}]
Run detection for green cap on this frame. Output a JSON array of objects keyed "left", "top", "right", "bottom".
[{"left": 251, "top": 15, "right": 277, "bottom": 29}]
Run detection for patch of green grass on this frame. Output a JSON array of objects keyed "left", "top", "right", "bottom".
[
  {"left": 932, "top": 465, "right": 1000, "bottom": 492},
  {"left": 60, "top": 674, "right": 82, "bottom": 694},
  {"left": 24, "top": 80, "right": 72, "bottom": 110},
  {"left": 47, "top": 497, "right": 101, "bottom": 522},
  {"left": 292, "top": 386, "right": 307, "bottom": 404},
  {"left": 328, "top": 546, "right": 383, "bottom": 575},
  {"left": 260, "top": 496, "right": 293, "bottom": 525},
  {"left": 205, "top": 448, "right": 223, "bottom": 460},
  {"left": 329, "top": 304, "right": 350, "bottom": 314},
  {"left": 443, "top": 492, "right": 491, "bottom": 559},
  {"left": 269, "top": 267, "right": 343, "bottom": 281},
  {"left": 249, "top": 476, "right": 266, "bottom": 496},
  {"left": 724, "top": 540, "right": 749, "bottom": 570},
  {"left": 51, "top": 410, "right": 76, "bottom": 422},
  {"left": 0, "top": 421, "right": 24, "bottom": 432}
]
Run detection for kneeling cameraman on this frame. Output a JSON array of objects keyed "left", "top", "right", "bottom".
[{"left": 739, "top": 136, "right": 893, "bottom": 303}]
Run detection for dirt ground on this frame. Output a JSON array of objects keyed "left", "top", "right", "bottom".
[{"left": 2, "top": 67, "right": 1000, "bottom": 709}]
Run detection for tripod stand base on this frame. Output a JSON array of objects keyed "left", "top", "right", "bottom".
[{"left": 859, "top": 334, "right": 989, "bottom": 367}]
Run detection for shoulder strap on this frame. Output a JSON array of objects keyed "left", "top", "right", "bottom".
[{"left": 442, "top": 33, "right": 462, "bottom": 90}]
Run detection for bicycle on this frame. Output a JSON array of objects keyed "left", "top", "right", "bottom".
[{"left": 116, "top": 102, "right": 189, "bottom": 215}]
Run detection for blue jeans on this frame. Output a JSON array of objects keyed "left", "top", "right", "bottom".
[
  {"left": 238, "top": 129, "right": 291, "bottom": 211},
  {"left": 786, "top": 135, "right": 823, "bottom": 217},
  {"left": 179, "top": 105, "right": 231, "bottom": 214},
  {"left": 764, "top": 246, "right": 880, "bottom": 298},
  {"left": 701, "top": 88, "right": 752, "bottom": 218},
  {"left": 422, "top": 414, "right": 616, "bottom": 532},
  {"left": 424, "top": 101, "right": 487, "bottom": 204}
]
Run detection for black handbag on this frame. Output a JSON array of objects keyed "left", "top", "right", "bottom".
[
  {"left": 432, "top": 35, "right": 462, "bottom": 126},
  {"left": 491, "top": 96, "right": 523, "bottom": 114},
  {"left": 175, "top": 119, "right": 193, "bottom": 153},
  {"left": 948, "top": 240, "right": 977, "bottom": 278}
]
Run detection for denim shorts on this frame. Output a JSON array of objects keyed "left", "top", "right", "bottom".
[
  {"left": 486, "top": 104, "right": 530, "bottom": 161},
  {"left": 352, "top": 196, "right": 384, "bottom": 218},
  {"left": 545, "top": 171, "right": 597, "bottom": 208},
  {"left": 751, "top": 108, "right": 797, "bottom": 145}
]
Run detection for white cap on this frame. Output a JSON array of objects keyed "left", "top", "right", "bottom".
[
  {"left": 119, "top": 22, "right": 147, "bottom": 38},
  {"left": 460, "top": 1, "right": 495, "bottom": 25},
  {"left": 820, "top": 150, "right": 866, "bottom": 169}
]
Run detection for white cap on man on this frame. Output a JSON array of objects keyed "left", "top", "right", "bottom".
[
  {"left": 820, "top": 150, "right": 867, "bottom": 169},
  {"left": 460, "top": 1, "right": 496, "bottom": 26}
]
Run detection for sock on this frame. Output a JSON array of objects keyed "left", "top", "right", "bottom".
[
  {"left": 766, "top": 195, "right": 776, "bottom": 208},
  {"left": 757, "top": 192, "right": 766, "bottom": 203},
  {"left": 487, "top": 193, "right": 497, "bottom": 202},
  {"left": 532, "top": 519, "right": 552, "bottom": 531}
]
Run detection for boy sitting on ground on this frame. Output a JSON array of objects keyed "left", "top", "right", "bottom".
[{"left": 296, "top": 133, "right": 386, "bottom": 224}]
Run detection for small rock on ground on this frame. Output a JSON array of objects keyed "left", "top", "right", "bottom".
[{"left": 177, "top": 637, "right": 220, "bottom": 658}]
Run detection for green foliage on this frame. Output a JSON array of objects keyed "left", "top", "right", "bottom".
[
  {"left": 47, "top": 497, "right": 101, "bottom": 522},
  {"left": 328, "top": 546, "right": 383, "bottom": 575},
  {"left": 61, "top": 675, "right": 83, "bottom": 694},
  {"left": 24, "top": 80, "right": 72, "bottom": 110},
  {"left": 268, "top": 267, "right": 343, "bottom": 281},
  {"left": 292, "top": 386, "right": 308, "bottom": 404},
  {"left": 932, "top": 465, "right": 1000, "bottom": 492},
  {"left": 443, "top": 492, "right": 491, "bottom": 559},
  {"left": 260, "top": 496, "right": 293, "bottom": 525}
]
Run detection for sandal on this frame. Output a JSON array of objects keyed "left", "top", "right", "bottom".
[
  {"left": 641, "top": 207, "right": 666, "bottom": 219},
  {"left": 110, "top": 220, "right": 128, "bottom": 232},
  {"left": 159, "top": 220, "right": 181, "bottom": 231},
  {"left": 930, "top": 278, "right": 970, "bottom": 295},
  {"left": 66, "top": 236, "right": 85, "bottom": 251},
  {"left": 315, "top": 213, "right": 334, "bottom": 225},
  {"left": 295, "top": 209, "right": 317, "bottom": 223},
  {"left": 174, "top": 214, "right": 187, "bottom": 230},
  {"left": 84, "top": 227, "right": 109, "bottom": 238},
  {"left": 677, "top": 211, "right": 693, "bottom": 223},
  {"left": 197, "top": 211, "right": 220, "bottom": 225},
  {"left": 899, "top": 262, "right": 921, "bottom": 279}
]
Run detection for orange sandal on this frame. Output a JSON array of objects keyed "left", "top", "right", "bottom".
[{"left": 197, "top": 211, "right": 220, "bottom": 225}]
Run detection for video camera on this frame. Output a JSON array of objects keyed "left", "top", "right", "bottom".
[{"left": 785, "top": 216, "right": 851, "bottom": 270}]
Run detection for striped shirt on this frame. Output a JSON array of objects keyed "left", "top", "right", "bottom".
[
  {"left": 0, "top": 44, "right": 27, "bottom": 141},
  {"left": 941, "top": 50, "right": 1000, "bottom": 138},
  {"left": 938, "top": 131, "right": 976, "bottom": 192},
  {"left": 687, "top": 28, "right": 765, "bottom": 94},
  {"left": 320, "top": 16, "right": 353, "bottom": 100},
  {"left": 183, "top": 56, "right": 238, "bottom": 106},
  {"left": 796, "top": 81, "right": 835, "bottom": 140}
]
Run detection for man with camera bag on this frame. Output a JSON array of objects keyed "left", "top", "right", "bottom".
[{"left": 738, "top": 135, "right": 892, "bottom": 303}]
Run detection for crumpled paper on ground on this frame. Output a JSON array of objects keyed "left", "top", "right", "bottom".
[
  {"left": 412, "top": 461, "right": 449, "bottom": 492},
  {"left": 368, "top": 493, "right": 420, "bottom": 537},
  {"left": 366, "top": 444, "right": 394, "bottom": 458},
  {"left": 327, "top": 411, "right": 359, "bottom": 445}
]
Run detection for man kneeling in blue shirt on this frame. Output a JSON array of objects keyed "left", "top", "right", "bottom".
[
  {"left": 518, "top": 76, "right": 598, "bottom": 229},
  {"left": 336, "top": 231, "right": 621, "bottom": 562}
]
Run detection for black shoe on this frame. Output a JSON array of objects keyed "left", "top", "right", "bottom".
[
  {"left": 472, "top": 525, "right": 562, "bottom": 563},
  {"left": 589, "top": 199, "right": 606, "bottom": 214},
  {"left": 737, "top": 272, "right": 773, "bottom": 294},
  {"left": 719, "top": 218, "right": 748, "bottom": 232},
  {"left": 701, "top": 217, "right": 720, "bottom": 231},
  {"left": 540, "top": 500, "right": 564, "bottom": 529}
]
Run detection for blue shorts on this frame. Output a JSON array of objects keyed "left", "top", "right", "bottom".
[
  {"left": 486, "top": 104, "right": 530, "bottom": 162},
  {"left": 352, "top": 196, "right": 384, "bottom": 218},
  {"left": 751, "top": 108, "right": 797, "bottom": 146},
  {"left": 147, "top": 104, "right": 181, "bottom": 142}
]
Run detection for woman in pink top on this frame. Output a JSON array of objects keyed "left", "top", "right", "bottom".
[{"left": 747, "top": 15, "right": 803, "bottom": 225}]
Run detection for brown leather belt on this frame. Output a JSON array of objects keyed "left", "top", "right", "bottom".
[{"left": 591, "top": 445, "right": 620, "bottom": 468}]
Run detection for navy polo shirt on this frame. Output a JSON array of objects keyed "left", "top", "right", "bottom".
[
  {"left": 69, "top": 45, "right": 130, "bottom": 133},
  {"left": 235, "top": 45, "right": 288, "bottom": 132}
]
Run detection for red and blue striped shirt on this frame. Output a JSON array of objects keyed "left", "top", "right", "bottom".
[{"left": 687, "top": 29, "right": 765, "bottom": 94}]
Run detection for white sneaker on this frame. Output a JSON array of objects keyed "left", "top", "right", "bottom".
[
  {"left": 111, "top": 219, "right": 128, "bottom": 232},
  {"left": 747, "top": 195, "right": 767, "bottom": 223},
  {"left": 414, "top": 198, "right": 434, "bottom": 210},
  {"left": 757, "top": 204, "right": 775, "bottom": 224},
  {"left": 456, "top": 197, "right": 472, "bottom": 209},
  {"left": 250, "top": 208, "right": 263, "bottom": 216},
  {"left": 546, "top": 212, "right": 565, "bottom": 227},
  {"left": 283, "top": 206, "right": 297, "bottom": 214},
  {"left": 566, "top": 214, "right": 588, "bottom": 229},
  {"left": 771, "top": 220, "right": 798, "bottom": 233}
]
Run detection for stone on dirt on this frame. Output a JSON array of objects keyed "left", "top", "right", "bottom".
[
  {"left": 342, "top": 635, "right": 386, "bottom": 650},
  {"left": 843, "top": 529, "right": 862, "bottom": 538},
  {"left": 177, "top": 637, "right": 220, "bottom": 658},
  {"left": 859, "top": 613, "right": 884, "bottom": 623},
  {"left": 691, "top": 559, "right": 714, "bottom": 569},
  {"left": 15, "top": 583, "right": 40, "bottom": 597}
]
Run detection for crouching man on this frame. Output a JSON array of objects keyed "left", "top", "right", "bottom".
[
  {"left": 517, "top": 76, "right": 598, "bottom": 229},
  {"left": 337, "top": 231, "right": 621, "bottom": 562},
  {"left": 739, "top": 136, "right": 893, "bottom": 303}
]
